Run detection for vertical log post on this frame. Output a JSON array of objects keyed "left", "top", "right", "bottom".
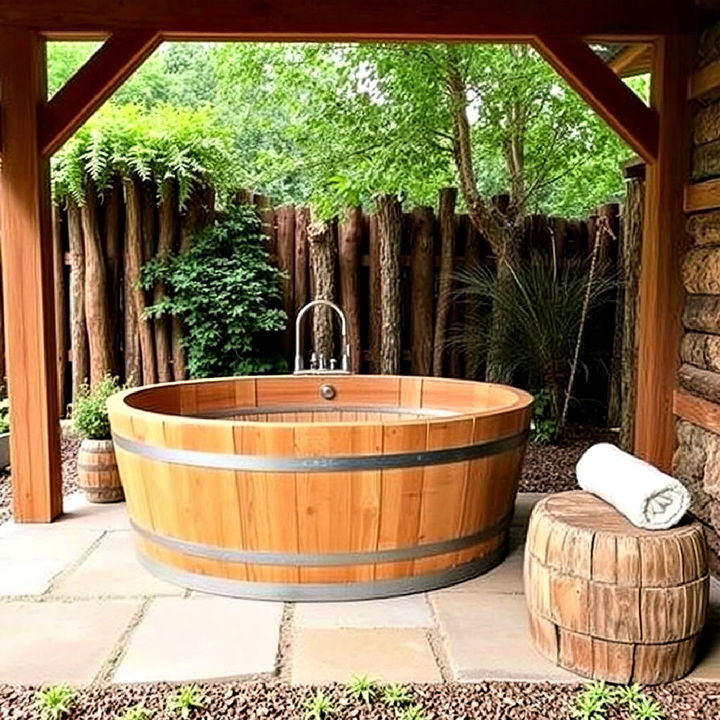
[
  {"left": 409, "top": 206, "right": 435, "bottom": 376},
  {"left": 52, "top": 205, "right": 66, "bottom": 412},
  {"left": 620, "top": 163, "right": 646, "bottom": 451},
  {"left": 125, "top": 177, "right": 156, "bottom": 385},
  {"left": 635, "top": 34, "right": 694, "bottom": 470},
  {"left": 81, "top": 181, "right": 113, "bottom": 386},
  {"left": 104, "top": 175, "right": 123, "bottom": 376},
  {"left": 376, "top": 194, "right": 403, "bottom": 375},
  {"left": 154, "top": 180, "right": 177, "bottom": 383},
  {"left": 68, "top": 199, "right": 88, "bottom": 399},
  {"left": 294, "top": 207, "right": 310, "bottom": 318},
  {"left": 339, "top": 206, "right": 363, "bottom": 373},
  {"left": 275, "top": 205, "right": 296, "bottom": 363},
  {"left": 308, "top": 221, "right": 336, "bottom": 362},
  {"left": 433, "top": 187, "right": 458, "bottom": 376},
  {"left": 0, "top": 28, "right": 62, "bottom": 521},
  {"left": 368, "top": 214, "right": 382, "bottom": 373}
]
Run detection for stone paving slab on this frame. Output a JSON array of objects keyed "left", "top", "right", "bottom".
[
  {"left": 293, "top": 596, "right": 434, "bottom": 629},
  {"left": 0, "top": 525, "right": 102, "bottom": 596},
  {"left": 431, "top": 592, "right": 578, "bottom": 682},
  {"left": 512, "top": 493, "right": 546, "bottom": 528},
  {"left": 0, "top": 600, "right": 140, "bottom": 685},
  {"left": 59, "top": 494, "right": 131, "bottom": 531},
  {"left": 112, "top": 597, "right": 283, "bottom": 683},
  {"left": 433, "top": 546, "right": 525, "bottom": 596},
  {"left": 52, "top": 530, "right": 184, "bottom": 598},
  {"left": 289, "top": 628, "right": 442, "bottom": 684}
]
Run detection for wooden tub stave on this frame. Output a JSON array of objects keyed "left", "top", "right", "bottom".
[{"left": 108, "top": 375, "right": 532, "bottom": 600}]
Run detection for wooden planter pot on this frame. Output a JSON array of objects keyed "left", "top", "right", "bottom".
[{"left": 77, "top": 438, "right": 124, "bottom": 503}]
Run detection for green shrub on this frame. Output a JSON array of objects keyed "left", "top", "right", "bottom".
[
  {"left": 531, "top": 389, "right": 558, "bottom": 445},
  {"left": 0, "top": 397, "right": 9, "bottom": 434},
  {"left": 142, "top": 204, "right": 287, "bottom": 378},
  {"left": 71, "top": 375, "right": 121, "bottom": 440}
]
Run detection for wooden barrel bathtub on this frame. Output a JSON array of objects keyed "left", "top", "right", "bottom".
[{"left": 108, "top": 375, "right": 533, "bottom": 601}]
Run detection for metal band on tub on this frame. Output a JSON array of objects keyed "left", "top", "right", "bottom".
[{"left": 111, "top": 428, "right": 528, "bottom": 473}]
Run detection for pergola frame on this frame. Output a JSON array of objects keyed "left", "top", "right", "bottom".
[{"left": 0, "top": 0, "right": 697, "bottom": 521}]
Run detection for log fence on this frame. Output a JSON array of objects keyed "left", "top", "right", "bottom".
[{"left": 45, "top": 183, "right": 620, "bottom": 414}]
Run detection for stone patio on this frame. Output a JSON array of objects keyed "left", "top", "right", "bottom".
[{"left": 0, "top": 492, "right": 719, "bottom": 686}]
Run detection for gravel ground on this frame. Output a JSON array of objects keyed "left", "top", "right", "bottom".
[
  {"left": 0, "top": 427, "right": 613, "bottom": 525},
  {"left": 1, "top": 680, "right": 718, "bottom": 720},
  {"left": 519, "top": 426, "right": 617, "bottom": 493}
]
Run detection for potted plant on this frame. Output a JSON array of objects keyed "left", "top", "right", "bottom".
[
  {"left": 72, "top": 375, "right": 124, "bottom": 503},
  {"left": 0, "top": 395, "right": 10, "bottom": 469}
]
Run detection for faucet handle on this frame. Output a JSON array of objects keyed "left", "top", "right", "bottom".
[
  {"left": 310, "top": 352, "right": 318, "bottom": 370},
  {"left": 329, "top": 358, "right": 337, "bottom": 370}
]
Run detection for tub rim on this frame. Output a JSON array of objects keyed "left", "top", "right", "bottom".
[{"left": 108, "top": 374, "right": 534, "bottom": 433}]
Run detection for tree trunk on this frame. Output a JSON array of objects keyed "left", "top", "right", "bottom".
[
  {"left": 276, "top": 205, "right": 296, "bottom": 364},
  {"left": 104, "top": 175, "right": 123, "bottom": 377},
  {"left": 463, "top": 218, "right": 485, "bottom": 378},
  {"left": 619, "top": 177, "right": 645, "bottom": 451},
  {"left": 433, "top": 187, "right": 457, "bottom": 376},
  {"left": 124, "top": 177, "right": 156, "bottom": 385},
  {"left": 308, "top": 221, "right": 336, "bottom": 362},
  {"left": 81, "top": 182, "right": 113, "bottom": 386},
  {"left": 339, "top": 206, "right": 362, "bottom": 373},
  {"left": 52, "top": 205, "right": 66, "bottom": 413},
  {"left": 376, "top": 194, "right": 403, "bottom": 375},
  {"left": 409, "top": 206, "right": 435, "bottom": 376},
  {"left": 68, "top": 199, "right": 88, "bottom": 400},
  {"left": 368, "top": 214, "right": 382, "bottom": 373},
  {"left": 153, "top": 180, "right": 177, "bottom": 383},
  {"left": 172, "top": 187, "right": 205, "bottom": 380}
]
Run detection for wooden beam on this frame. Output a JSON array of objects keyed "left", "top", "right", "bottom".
[
  {"left": 0, "top": 28, "right": 62, "bottom": 521},
  {"left": 533, "top": 35, "right": 659, "bottom": 162},
  {"left": 0, "top": 0, "right": 693, "bottom": 38},
  {"left": 688, "top": 58, "right": 720, "bottom": 100},
  {"left": 684, "top": 178, "right": 720, "bottom": 213},
  {"left": 41, "top": 30, "right": 161, "bottom": 157},
  {"left": 674, "top": 390, "right": 720, "bottom": 436},
  {"left": 608, "top": 43, "right": 653, "bottom": 77},
  {"left": 634, "top": 34, "right": 695, "bottom": 471}
]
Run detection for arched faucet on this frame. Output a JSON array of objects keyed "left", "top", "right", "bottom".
[{"left": 294, "top": 299, "right": 351, "bottom": 374}]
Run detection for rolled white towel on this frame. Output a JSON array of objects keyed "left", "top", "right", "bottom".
[{"left": 576, "top": 443, "right": 691, "bottom": 530}]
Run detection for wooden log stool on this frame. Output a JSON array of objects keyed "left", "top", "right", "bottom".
[{"left": 525, "top": 490, "right": 709, "bottom": 684}]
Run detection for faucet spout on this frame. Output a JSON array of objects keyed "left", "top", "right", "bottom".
[{"left": 294, "top": 299, "right": 351, "bottom": 374}]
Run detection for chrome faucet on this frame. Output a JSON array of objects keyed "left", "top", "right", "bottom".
[{"left": 294, "top": 299, "right": 351, "bottom": 374}]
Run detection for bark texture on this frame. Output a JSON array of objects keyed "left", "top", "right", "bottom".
[
  {"left": 376, "top": 194, "right": 403, "bottom": 375},
  {"left": 68, "top": 199, "right": 89, "bottom": 399},
  {"left": 682, "top": 246, "right": 720, "bottom": 294},
  {"left": 124, "top": 177, "right": 156, "bottom": 385},
  {"left": 684, "top": 294, "right": 720, "bottom": 333},
  {"left": 52, "top": 205, "right": 66, "bottom": 412},
  {"left": 338, "top": 206, "right": 362, "bottom": 373},
  {"left": 104, "top": 176, "right": 123, "bottom": 376},
  {"left": 686, "top": 209, "right": 720, "bottom": 246},
  {"left": 81, "top": 183, "right": 113, "bottom": 386},
  {"left": 432, "top": 188, "right": 457, "bottom": 376},
  {"left": 308, "top": 221, "right": 336, "bottom": 362},
  {"left": 679, "top": 363, "right": 720, "bottom": 405},
  {"left": 681, "top": 332, "right": 720, "bottom": 372},
  {"left": 409, "top": 206, "right": 435, "bottom": 376},
  {"left": 619, "top": 178, "right": 644, "bottom": 451}
]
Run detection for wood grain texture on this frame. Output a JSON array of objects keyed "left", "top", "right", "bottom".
[
  {"left": 689, "top": 58, "right": 720, "bottom": 100},
  {"left": 635, "top": 34, "right": 694, "bottom": 471},
  {"left": 674, "top": 389, "right": 720, "bottom": 436},
  {"left": 525, "top": 491, "right": 709, "bottom": 684},
  {"left": 0, "top": 28, "right": 62, "bottom": 521},
  {"left": 0, "top": 0, "right": 693, "bottom": 37},
  {"left": 76, "top": 439, "right": 124, "bottom": 502},
  {"left": 685, "top": 178, "right": 720, "bottom": 213},
  {"left": 109, "top": 375, "right": 532, "bottom": 593}
]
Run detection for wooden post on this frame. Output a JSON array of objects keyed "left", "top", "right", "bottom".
[
  {"left": 0, "top": 28, "right": 62, "bottom": 521},
  {"left": 68, "top": 199, "right": 89, "bottom": 399},
  {"left": 338, "top": 206, "right": 362, "bottom": 373},
  {"left": 635, "top": 34, "right": 695, "bottom": 470},
  {"left": 433, "top": 187, "right": 457, "bottom": 376},
  {"left": 409, "top": 206, "right": 435, "bottom": 376},
  {"left": 275, "top": 205, "right": 296, "bottom": 363},
  {"left": 52, "top": 205, "right": 66, "bottom": 412}
]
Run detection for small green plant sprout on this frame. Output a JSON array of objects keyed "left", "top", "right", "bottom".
[
  {"left": 303, "top": 689, "right": 334, "bottom": 720},
  {"left": 400, "top": 704, "right": 428, "bottom": 720},
  {"left": 613, "top": 683, "right": 644, "bottom": 708},
  {"left": 570, "top": 680, "right": 616, "bottom": 720},
  {"left": 630, "top": 696, "right": 664, "bottom": 720},
  {"left": 35, "top": 684, "right": 75, "bottom": 720},
  {"left": 347, "top": 674, "right": 378, "bottom": 704},
  {"left": 168, "top": 684, "right": 206, "bottom": 719},
  {"left": 382, "top": 683, "right": 413, "bottom": 708},
  {"left": 116, "top": 705, "right": 151, "bottom": 720}
]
